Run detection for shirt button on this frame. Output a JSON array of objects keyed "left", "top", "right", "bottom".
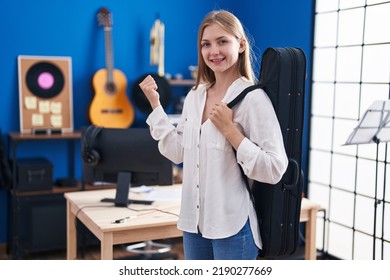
[
  {"left": 197, "top": 205, "right": 199, "bottom": 209},
  {"left": 240, "top": 161, "right": 244, "bottom": 164},
  {"left": 197, "top": 185, "right": 199, "bottom": 188}
]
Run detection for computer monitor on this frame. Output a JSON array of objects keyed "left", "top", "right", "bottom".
[{"left": 81, "top": 127, "right": 173, "bottom": 206}]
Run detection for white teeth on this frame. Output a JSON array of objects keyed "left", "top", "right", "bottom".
[{"left": 211, "top": 58, "right": 223, "bottom": 62}]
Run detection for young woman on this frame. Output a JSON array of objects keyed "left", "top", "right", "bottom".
[{"left": 139, "top": 10, "right": 288, "bottom": 260}]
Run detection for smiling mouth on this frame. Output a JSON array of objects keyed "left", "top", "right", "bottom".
[{"left": 210, "top": 57, "right": 225, "bottom": 63}]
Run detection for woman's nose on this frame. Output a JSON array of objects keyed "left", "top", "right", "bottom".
[{"left": 210, "top": 44, "right": 219, "bottom": 55}]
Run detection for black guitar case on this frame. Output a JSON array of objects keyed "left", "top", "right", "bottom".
[{"left": 228, "top": 47, "right": 306, "bottom": 258}]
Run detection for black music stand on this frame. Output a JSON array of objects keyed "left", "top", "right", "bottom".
[{"left": 345, "top": 100, "right": 390, "bottom": 260}]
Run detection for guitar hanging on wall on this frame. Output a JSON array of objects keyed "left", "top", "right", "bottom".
[{"left": 89, "top": 7, "right": 134, "bottom": 128}]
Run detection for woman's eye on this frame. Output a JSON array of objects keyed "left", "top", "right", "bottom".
[
  {"left": 218, "top": 40, "right": 228, "bottom": 45},
  {"left": 201, "top": 42, "right": 210, "bottom": 48}
]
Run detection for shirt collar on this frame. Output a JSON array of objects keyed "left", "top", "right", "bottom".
[{"left": 222, "top": 76, "right": 253, "bottom": 104}]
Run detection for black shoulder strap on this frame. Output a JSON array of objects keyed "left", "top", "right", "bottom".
[
  {"left": 228, "top": 84, "right": 260, "bottom": 203},
  {"left": 227, "top": 84, "right": 259, "bottom": 109}
]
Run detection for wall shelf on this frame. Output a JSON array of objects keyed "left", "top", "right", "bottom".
[{"left": 167, "top": 79, "right": 195, "bottom": 86}]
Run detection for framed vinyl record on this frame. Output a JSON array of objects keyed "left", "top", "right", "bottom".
[{"left": 18, "top": 55, "right": 74, "bottom": 134}]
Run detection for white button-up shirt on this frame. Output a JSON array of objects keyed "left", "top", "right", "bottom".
[{"left": 146, "top": 77, "right": 288, "bottom": 249}]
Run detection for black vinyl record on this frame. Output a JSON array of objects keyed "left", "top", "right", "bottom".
[
  {"left": 132, "top": 73, "right": 172, "bottom": 115},
  {"left": 25, "top": 61, "right": 65, "bottom": 98}
]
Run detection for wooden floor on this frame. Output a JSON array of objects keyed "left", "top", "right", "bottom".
[{"left": 1, "top": 237, "right": 184, "bottom": 260}]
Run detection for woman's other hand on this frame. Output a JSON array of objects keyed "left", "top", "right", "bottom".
[{"left": 210, "top": 101, "right": 245, "bottom": 150}]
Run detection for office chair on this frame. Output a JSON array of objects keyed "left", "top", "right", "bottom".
[{"left": 124, "top": 240, "right": 177, "bottom": 260}]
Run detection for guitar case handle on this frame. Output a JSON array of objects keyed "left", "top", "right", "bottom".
[{"left": 283, "top": 158, "right": 300, "bottom": 191}]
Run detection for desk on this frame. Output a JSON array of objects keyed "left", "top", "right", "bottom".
[
  {"left": 65, "top": 185, "right": 182, "bottom": 260},
  {"left": 300, "top": 198, "right": 320, "bottom": 260},
  {"left": 65, "top": 186, "right": 319, "bottom": 260}
]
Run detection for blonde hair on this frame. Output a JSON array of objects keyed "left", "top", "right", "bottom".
[{"left": 194, "top": 10, "right": 255, "bottom": 89}]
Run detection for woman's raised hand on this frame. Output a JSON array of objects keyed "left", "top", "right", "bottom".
[{"left": 139, "top": 75, "right": 161, "bottom": 110}]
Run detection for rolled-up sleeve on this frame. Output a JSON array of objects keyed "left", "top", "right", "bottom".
[
  {"left": 237, "top": 137, "right": 287, "bottom": 184},
  {"left": 146, "top": 105, "right": 185, "bottom": 164}
]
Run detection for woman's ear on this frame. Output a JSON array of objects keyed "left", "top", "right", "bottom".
[{"left": 239, "top": 38, "right": 246, "bottom": 53}]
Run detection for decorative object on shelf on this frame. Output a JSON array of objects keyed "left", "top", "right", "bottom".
[
  {"left": 188, "top": 65, "right": 198, "bottom": 80},
  {"left": 150, "top": 14, "right": 165, "bottom": 77},
  {"left": 18, "top": 55, "right": 74, "bottom": 134},
  {"left": 174, "top": 73, "right": 183, "bottom": 80},
  {"left": 89, "top": 7, "right": 135, "bottom": 128}
]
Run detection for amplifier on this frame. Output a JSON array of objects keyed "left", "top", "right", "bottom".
[{"left": 16, "top": 157, "right": 53, "bottom": 192}]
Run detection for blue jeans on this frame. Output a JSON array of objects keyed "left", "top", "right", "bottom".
[{"left": 183, "top": 219, "right": 259, "bottom": 260}]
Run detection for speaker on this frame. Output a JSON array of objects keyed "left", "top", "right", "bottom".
[
  {"left": 81, "top": 125, "right": 103, "bottom": 166},
  {"left": 18, "top": 55, "right": 73, "bottom": 134}
]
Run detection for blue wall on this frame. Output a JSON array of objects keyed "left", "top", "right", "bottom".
[{"left": 0, "top": 0, "right": 313, "bottom": 244}]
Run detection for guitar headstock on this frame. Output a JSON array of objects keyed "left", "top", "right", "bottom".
[{"left": 97, "top": 7, "right": 112, "bottom": 28}]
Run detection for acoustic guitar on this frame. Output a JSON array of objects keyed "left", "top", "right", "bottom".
[{"left": 89, "top": 7, "right": 134, "bottom": 128}]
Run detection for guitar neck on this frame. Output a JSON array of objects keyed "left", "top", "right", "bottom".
[{"left": 104, "top": 27, "right": 114, "bottom": 84}]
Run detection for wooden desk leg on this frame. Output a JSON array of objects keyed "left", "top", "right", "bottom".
[
  {"left": 66, "top": 200, "right": 77, "bottom": 260},
  {"left": 305, "top": 208, "right": 317, "bottom": 260},
  {"left": 101, "top": 232, "right": 114, "bottom": 260}
]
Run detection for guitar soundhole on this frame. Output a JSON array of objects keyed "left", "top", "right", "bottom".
[
  {"left": 105, "top": 82, "right": 117, "bottom": 94},
  {"left": 101, "top": 109, "right": 123, "bottom": 114}
]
